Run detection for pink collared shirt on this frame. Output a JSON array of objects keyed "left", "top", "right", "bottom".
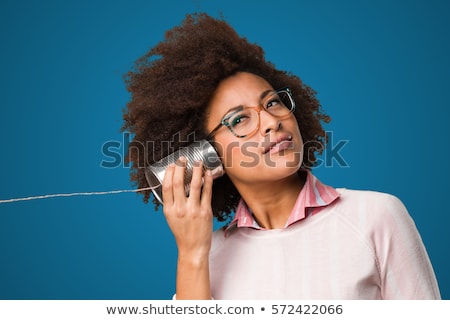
[
  {"left": 209, "top": 171, "right": 441, "bottom": 299},
  {"left": 225, "top": 171, "right": 340, "bottom": 232}
]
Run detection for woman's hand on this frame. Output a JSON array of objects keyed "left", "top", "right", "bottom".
[
  {"left": 161, "top": 156, "right": 214, "bottom": 299},
  {"left": 162, "top": 156, "right": 214, "bottom": 261}
]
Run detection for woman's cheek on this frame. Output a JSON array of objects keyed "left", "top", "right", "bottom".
[
  {"left": 237, "top": 141, "right": 260, "bottom": 169},
  {"left": 217, "top": 139, "right": 261, "bottom": 171}
]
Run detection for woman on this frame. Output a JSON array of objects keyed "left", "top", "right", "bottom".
[{"left": 122, "top": 13, "right": 440, "bottom": 299}]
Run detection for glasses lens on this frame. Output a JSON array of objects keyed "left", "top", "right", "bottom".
[
  {"left": 228, "top": 108, "right": 259, "bottom": 137},
  {"left": 279, "top": 91, "right": 294, "bottom": 111},
  {"left": 220, "top": 88, "right": 295, "bottom": 138},
  {"left": 263, "top": 90, "right": 294, "bottom": 118}
]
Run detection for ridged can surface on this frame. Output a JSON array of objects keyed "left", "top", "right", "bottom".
[{"left": 145, "top": 140, "right": 224, "bottom": 204}]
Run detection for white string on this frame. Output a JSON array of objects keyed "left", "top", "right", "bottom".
[{"left": 0, "top": 187, "right": 153, "bottom": 204}]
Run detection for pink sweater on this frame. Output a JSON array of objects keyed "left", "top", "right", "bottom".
[{"left": 208, "top": 174, "right": 440, "bottom": 299}]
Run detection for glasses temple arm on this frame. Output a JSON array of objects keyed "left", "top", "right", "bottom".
[{"left": 206, "top": 123, "right": 223, "bottom": 141}]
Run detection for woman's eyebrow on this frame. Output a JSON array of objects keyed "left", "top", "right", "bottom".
[
  {"left": 222, "top": 105, "right": 244, "bottom": 119},
  {"left": 221, "top": 89, "right": 275, "bottom": 119},
  {"left": 259, "top": 89, "right": 275, "bottom": 101}
]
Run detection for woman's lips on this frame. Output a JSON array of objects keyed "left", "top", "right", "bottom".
[{"left": 263, "top": 135, "right": 293, "bottom": 154}]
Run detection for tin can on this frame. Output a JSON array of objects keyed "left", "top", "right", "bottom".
[{"left": 145, "top": 139, "right": 224, "bottom": 204}]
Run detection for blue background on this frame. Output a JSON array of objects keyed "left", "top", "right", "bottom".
[{"left": 0, "top": 0, "right": 449, "bottom": 299}]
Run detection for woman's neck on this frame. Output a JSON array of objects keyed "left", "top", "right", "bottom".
[{"left": 235, "top": 171, "right": 306, "bottom": 229}]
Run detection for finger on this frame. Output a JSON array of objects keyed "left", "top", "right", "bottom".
[
  {"left": 188, "top": 160, "right": 203, "bottom": 201},
  {"left": 161, "top": 163, "right": 176, "bottom": 206},
  {"left": 200, "top": 169, "right": 214, "bottom": 208},
  {"left": 172, "top": 156, "right": 188, "bottom": 202}
]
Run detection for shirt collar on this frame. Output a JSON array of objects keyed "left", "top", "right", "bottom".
[{"left": 224, "top": 170, "right": 340, "bottom": 235}]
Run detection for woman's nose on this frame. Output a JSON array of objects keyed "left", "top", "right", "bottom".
[{"left": 259, "top": 110, "right": 281, "bottom": 136}]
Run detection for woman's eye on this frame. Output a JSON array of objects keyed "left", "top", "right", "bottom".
[
  {"left": 231, "top": 115, "right": 248, "bottom": 127},
  {"left": 266, "top": 98, "right": 282, "bottom": 108}
]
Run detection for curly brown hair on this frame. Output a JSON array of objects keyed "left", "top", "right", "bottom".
[{"left": 122, "top": 13, "right": 330, "bottom": 222}]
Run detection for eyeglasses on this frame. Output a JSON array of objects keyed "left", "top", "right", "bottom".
[{"left": 206, "top": 87, "right": 296, "bottom": 139}]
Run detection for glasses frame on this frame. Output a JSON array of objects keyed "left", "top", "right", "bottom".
[{"left": 206, "top": 87, "right": 296, "bottom": 139}]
